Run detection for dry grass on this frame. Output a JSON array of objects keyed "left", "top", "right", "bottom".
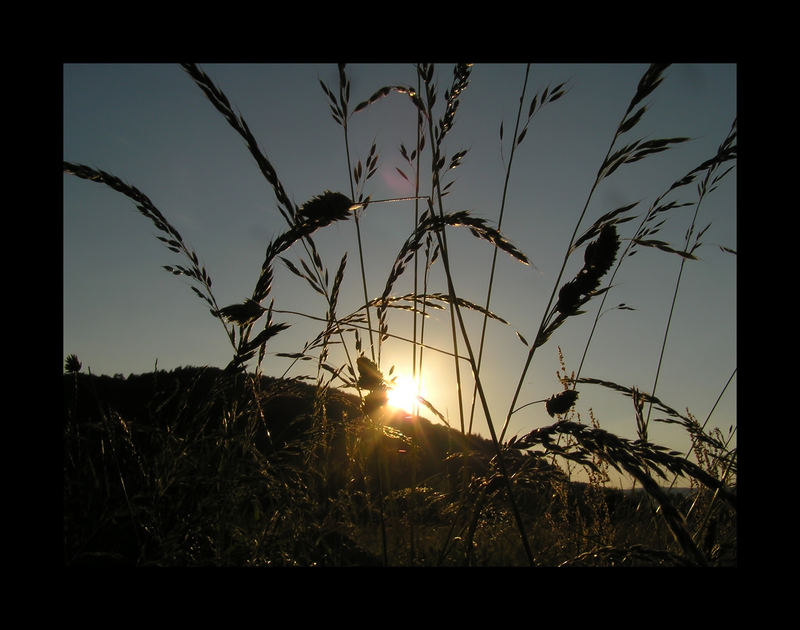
[{"left": 63, "top": 63, "right": 736, "bottom": 566}]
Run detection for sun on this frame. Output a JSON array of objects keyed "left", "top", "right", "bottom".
[{"left": 386, "top": 374, "right": 424, "bottom": 415}]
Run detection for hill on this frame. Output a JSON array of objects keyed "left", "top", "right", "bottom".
[
  {"left": 63, "top": 365, "right": 725, "bottom": 566},
  {"left": 64, "top": 364, "right": 567, "bottom": 483}
]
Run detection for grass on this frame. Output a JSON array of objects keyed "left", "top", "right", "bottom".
[{"left": 63, "top": 63, "right": 736, "bottom": 566}]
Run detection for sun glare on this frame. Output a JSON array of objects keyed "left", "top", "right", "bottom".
[{"left": 386, "top": 374, "right": 424, "bottom": 415}]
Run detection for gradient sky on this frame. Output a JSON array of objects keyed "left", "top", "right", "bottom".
[{"left": 63, "top": 63, "right": 736, "bottom": 485}]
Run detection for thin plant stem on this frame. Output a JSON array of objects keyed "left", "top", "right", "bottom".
[
  {"left": 338, "top": 70, "right": 376, "bottom": 364},
  {"left": 500, "top": 64, "right": 668, "bottom": 443},
  {"left": 644, "top": 120, "right": 736, "bottom": 432},
  {"left": 645, "top": 257, "right": 683, "bottom": 432},
  {"left": 499, "top": 176, "right": 600, "bottom": 443},
  {"left": 468, "top": 64, "right": 530, "bottom": 435},
  {"left": 415, "top": 236, "right": 434, "bottom": 409},
  {"left": 664, "top": 367, "right": 737, "bottom": 493},
  {"left": 411, "top": 70, "right": 424, "bottom": 420},
  {"left": 419, "top": 63, "right": 535, "bottom": 565},
  {"left": 270, "top": 307, "right": 472, "bottom": 362}
]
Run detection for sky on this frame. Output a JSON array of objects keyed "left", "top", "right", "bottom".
[{"left": 63, "top": 63, "right": 736, "bottom": 486}]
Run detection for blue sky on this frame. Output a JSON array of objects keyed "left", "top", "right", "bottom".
[{"left": 63, "top": 63, "right": 736, "bottom": 484}]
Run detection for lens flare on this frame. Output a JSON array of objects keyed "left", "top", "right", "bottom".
[{"left": 386, "top": 374, "right": 424, "bottom": 415}]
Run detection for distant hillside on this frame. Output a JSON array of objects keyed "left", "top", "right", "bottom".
[
  {"left": 64, "top": 364, "right": 487, "bottom": 451},
  {"left": 68, "top": 366, "right": 711, "bottom": 506},
  {"left": 63, "top": 364, "right": 566, "bottom": 491},
  {"left": 65, "top": 365, "right": 720, "bottom": 566},
  {"left": 64, "top": 365, "right": 700, "bottom": 505}
]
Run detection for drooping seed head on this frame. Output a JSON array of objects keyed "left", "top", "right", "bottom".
[
  {"left": 357, "top": 356, "right": 384, "bottom": 391},
  {"left": 298, "top": 191, "right": 354, "bottom": 226},
  {"left": 555, "top": 279, "right": 583, "bottom": 316},
  {"left": 546, "top": 389, "right": 579, "bottom": 417},
  {"left": 584, "top": 224, "right": 619, "bottom": 281},
  {"left": 214, "top": 298, "right": 266, "bottom": 326},
  {"left": 564, "top": 224, "right": 621, "bottom": 301}
]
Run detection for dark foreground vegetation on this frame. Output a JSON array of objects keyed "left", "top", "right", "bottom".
[
  {"left": 64, "top": 63, "right": 736, "bottom": 566},
  {"left": 64, "top": 365, "right": 735, "bottom": 567}
]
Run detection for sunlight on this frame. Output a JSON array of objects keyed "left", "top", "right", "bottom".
[{"left": 386, "top": 374, "right": 425, "bottom": 416}]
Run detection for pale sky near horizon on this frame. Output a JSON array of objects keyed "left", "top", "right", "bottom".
[{"left": 63, "top": 63, "right": 736, "bottom": 484}]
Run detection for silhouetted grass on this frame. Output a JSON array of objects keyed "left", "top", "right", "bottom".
[{"left": 63, "top": 63, "right": 736, "bottom": 566}]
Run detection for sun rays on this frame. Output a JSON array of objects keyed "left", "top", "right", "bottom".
[{"left": 386, "top": 373, "right": 425, "bottom": 416}]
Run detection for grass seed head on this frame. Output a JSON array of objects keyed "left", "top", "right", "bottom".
[
  {"left": 214, "top": 298, "right": 266, "bottom": 326},
  {"left": 298, "top": 191, "right": 354, "bottom": 226},
  {"left": 556, "top": 280, "right": 582, "bottom": 316},
  {"left": 65, "top": 354, "right": 82, "bottom": 374},
  {"left": 364, "top": 389, "right": 388, "bottom": 414},
  {"left": 546, "top": 389, "right": 579, "bottom": 417},
  {"left": 356, "top": 356, "right": 384, "bottom": 391},
  {"left": 585, "top": 224, "right": 619, "bottom": 280},
  {"left": 560, "top": 224, "right": 620, "bottom": 308}
]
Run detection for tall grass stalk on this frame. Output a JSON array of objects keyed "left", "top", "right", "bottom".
[
  {"left": 411, "top": 72, "right": 424, "bottom": 421},
  {"left": 64, "top": 63, "right": 736, "bottom": 566},
  {"left": 465, "top": 68, "right": 570, "bottom": 436},
  {"left": 662, "top": 366, "right": 737, "bottom": 495},
  {"left": 467, "top": 64, "right": 531, "bottom": 435},
  {"left": 178, "top": 64, "right": 359, "bottom": 393},
  {"left": 322, "top": 64, "right": 377, "bottom": 363},
  {"left": 418, "top": 64, "right": 467, "bottom": 437},
  {"left": 407, "top": 72, "right": 425, "bottom": 562},
  {"left": 415, "top": 63, "right": 535, "bottom": 564},
  {"left": 643, "top": 118, "right": 737, "bottom": 434},
  {"left": 573, "top": 127, "right": 737, "bottom": 388},
  {"left": 499, "top": 63, "right": 685, "bottom": 443}
]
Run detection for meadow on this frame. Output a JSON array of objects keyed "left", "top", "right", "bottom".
[{"left": 63, "top": 63, "right": 736, "bottom": 566}]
